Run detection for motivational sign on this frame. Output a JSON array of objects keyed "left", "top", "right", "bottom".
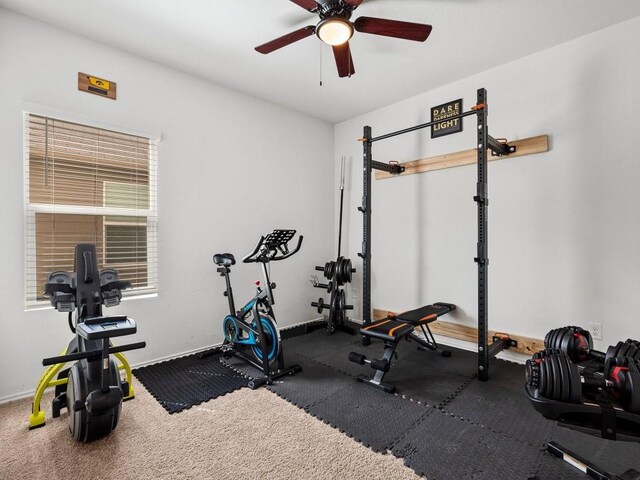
[{"left": 431, "top": 99, "right": 463, "bottom": 138}]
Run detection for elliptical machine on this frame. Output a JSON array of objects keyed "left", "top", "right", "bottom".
[
  {"left": 29, "top": 244, "right": 146, "bottom": 442},
  {"left": 202, "top": 230, "right": 303, "bottom": 388}
]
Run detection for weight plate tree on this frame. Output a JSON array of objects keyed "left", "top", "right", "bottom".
[
  {"left": 310, "top": 157, "right": 358, "bottom": 335},
  {"left": 311, "top": 256, "right": 356, "bottom": 334}
]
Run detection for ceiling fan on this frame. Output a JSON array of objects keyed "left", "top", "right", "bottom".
[{"left": 255, "top": 0, "right": 433, "bottom": 78}]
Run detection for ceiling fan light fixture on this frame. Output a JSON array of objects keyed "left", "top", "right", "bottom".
[{"left": 316, "top": 17, "right": 354, "bottom": 46}]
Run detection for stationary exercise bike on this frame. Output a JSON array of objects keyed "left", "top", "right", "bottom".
[
  {"left": 202, "top": 230, "right": 302, "bottom": 388},
  {"left": 29, "top": 244, "right": 146, "bottom": 442}
]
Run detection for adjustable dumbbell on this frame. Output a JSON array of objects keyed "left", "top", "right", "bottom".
[
  {"left": 526, "top": 351, "right": 640, "bottom": 413},
  {"left": 545, "top": 326, "right": 640, "bottom": 364},
  {"left": 348, "top": 352, "right": 391, "bottom": 373}
]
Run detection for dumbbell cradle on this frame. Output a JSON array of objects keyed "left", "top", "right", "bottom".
[{"left": 526, "top": 351, "right": 640, "bottom": 413}]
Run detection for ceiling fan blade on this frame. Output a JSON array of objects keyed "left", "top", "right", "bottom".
[
  {"left": 354, "top": 16, "right": 432, "bottom": 42},
  {"left": 289, "top": 0, "right": 319, "bottom": 12},
  {"left": 255, "top": 26, "right": 316, "bottom": 54},
  {"left": 343, "top": 0, "right": 365, "bottom": 7},
  {"left": 332, "top": 41, "right": 355, "bottom": 78}
]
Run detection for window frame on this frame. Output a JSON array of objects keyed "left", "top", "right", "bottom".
[{"left": 23, "top": 110, "right": 159, "bottom": 309}]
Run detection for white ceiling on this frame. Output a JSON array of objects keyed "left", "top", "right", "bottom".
[{"left": 2, "top": 0, "right": 639, "bottom": 123}]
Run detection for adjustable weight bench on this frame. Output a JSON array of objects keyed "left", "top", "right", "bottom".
[{"left": 349, "top": 302, "right": 456, "bottom": 393}]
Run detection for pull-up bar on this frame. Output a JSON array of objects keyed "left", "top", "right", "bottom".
[
  {"left": 358, "top": 87, "right": 515, "bottom": 382},
  {"left": 365, "top": 108, "right": 483, "bottom": 143}
]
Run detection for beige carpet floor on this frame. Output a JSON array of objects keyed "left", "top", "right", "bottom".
[{"left": 0, "top": 379, "right": 421, "bottom": 480}]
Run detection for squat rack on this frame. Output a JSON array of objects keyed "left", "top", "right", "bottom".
[{"left": 358, "top": 88, "right": 515, "bottom": 381}]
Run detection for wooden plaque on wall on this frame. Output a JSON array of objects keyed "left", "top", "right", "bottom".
[{"left": 78, "top": 72, "right": 117, "bottom": 100}]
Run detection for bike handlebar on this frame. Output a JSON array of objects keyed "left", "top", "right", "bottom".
[
  {"left": 242, "top": 230, "right": 303, "bottom": 264},
  {"left": 273, "top": 235, "right": 303, "bottom": 262},
  {"left": 242, "top": 235, "right": 265, "bottom": 263}
]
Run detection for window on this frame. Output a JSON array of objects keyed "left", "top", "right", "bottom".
[{"left": 24, "top": 114, "right": 158, "bottom": 307}]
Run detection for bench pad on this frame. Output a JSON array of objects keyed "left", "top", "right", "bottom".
[
  {"left": 395, "top": 302, "right": 456, "bottom": 325},
  {"left": 360, "top": 302, "right": 456, "bottom": 342}
]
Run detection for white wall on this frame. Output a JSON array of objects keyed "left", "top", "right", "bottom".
[
  {"left": 335, "top": 17, "right": 640, "bottom": 354},
  {"left": 0, "top": 9, "right": 334, "bottom": 401}
]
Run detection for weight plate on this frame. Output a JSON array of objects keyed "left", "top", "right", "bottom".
[
  {"left": 548, "top": 354, "right": 562, "bottom": 401},
  {"left": 606, "top": 343, "right": 619, "bottom": 364},
  {"left": 344, "top": 258, "right": 353, "bottom": 283},
  {"left": 525, "top": 359, "right": 534, "bottom": 386},
  {"left": 537, "top": 357, "right": 546, "bottom": 395},
  {"left": 550, "top": 328, "right": 566, "bottom": 351},
  {"left": 618, "top": 342, "right": 632, "bottom": 359},
  {"left": 544, "top": 329, "right": 559, "bottom": 350},
  {"left": 624, "top": 372, "right": 640, "bottom": 414},
  {"left": 335, "top": 257, "right": 345, "bottom": 286},
  {"left": 625, "top": 344, "right": 640, "bottom": 361},
  {"left": 542, "top": 355, "right": 552, "bottom": 397},
  {"left": 316, "top": 297, "right": 326, "bottom": 314},
  {"left": 556, "top": 353, "right": 572, "bottom": 403},
  {"left": 554, "top": 327, "right": 573, "bottom": 353},
  {"left": 341, "top": 289, "right": 347, "bottom": 322},
  {"left": 566, "top": 358, "right": 582, "bottom": 403},
  {"left": 558, "top": 329, "right": 573, "bottom": 359}
]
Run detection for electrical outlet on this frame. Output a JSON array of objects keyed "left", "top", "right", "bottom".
[{"left": 589, "top": 322, "right": 602, "bottom": 341}]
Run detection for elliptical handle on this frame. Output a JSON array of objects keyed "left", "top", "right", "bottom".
[
  {"left": 272, "top": 235, "right": 303, "bottom": 262},
  {"left": 242, "top": 235, "right": 265, "bottom": 263}
]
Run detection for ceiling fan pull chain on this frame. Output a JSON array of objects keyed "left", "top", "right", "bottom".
[{"left": 319, "top": 42, "right": 323, "bottom": 86}]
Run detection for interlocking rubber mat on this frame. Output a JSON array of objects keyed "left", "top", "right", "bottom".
[
  {"left": 134, "top": 328, "right": 640, "bottom": 478},
  {"left": 391, "top": 408, "right": 541, "bottom": 480},
  {"left": 133, "top": 352, "right": 249, "bottom": 413}
]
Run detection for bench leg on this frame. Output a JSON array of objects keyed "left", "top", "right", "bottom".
[
  {"left": 413, "top": 325, "right": 451, "bottom": 357},
  {"left": 355, "top": 340, "right": 398, "bottom": 394}
]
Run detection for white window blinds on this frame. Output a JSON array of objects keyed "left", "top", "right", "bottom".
[{"left": 24, "top": 113, "right": 158, "bottom": 308}]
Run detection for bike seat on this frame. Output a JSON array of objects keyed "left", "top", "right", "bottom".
[{"left": 213, "top": 253, "right": 236, "bottom": 266}]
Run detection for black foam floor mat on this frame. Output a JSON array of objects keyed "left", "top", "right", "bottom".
[
  {"left": 284, "top": 328, "right": 360, "bottom": 361},
  {"left": 220, "top": 354, "right": 261, "bottom": 379},
  {"left": 291, "top": 330, "right": 478, "bottom": 406},
  {"left": 133, "top": 353, "right": 249, "bottom": 413},
  {"left": 268, "top": 353, "right": 354, "bottom": 409},
  {"left": 132, "top": 328, "right": 640, "bottom": 480},
  {"left": 307, "top": 381, "right": 430, "bottom": 453},
  {"left": 275, "top": 329, "right": 640, "bottom": 479},
  {"left": 392, "top": 409, "right": 541, "bottom": 480},
  {"left": 443, "top": 359, "right": 556, "bottom": 447}
]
